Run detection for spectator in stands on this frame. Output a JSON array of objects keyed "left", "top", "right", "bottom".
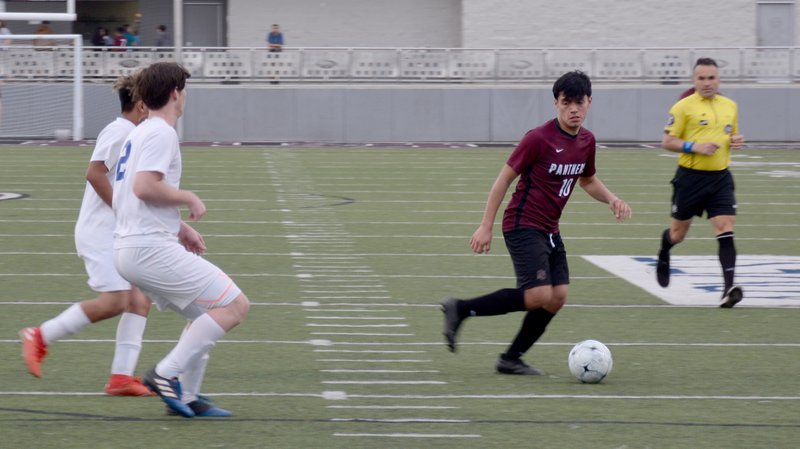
[
  {"left": 33, "top": 21, "right": 54, "bottom": 49},
  {"left": 133, "top": 13, "right": 142, "bottom": 44},
  {"left": 123, "top": 24, "right": 138, "bottom": 46},
  {"left": 155, "top": 25, "right": 171, "bottom": 47},
  {"left": 267, "top": 24, "right": 284, "bottom": 84},
  {"left": 0, "top": 21, "right": 11, "bottom": 47},
  {"left": 91, "top": 27, "right": 109, "bottom": 48},
  {"left": 113, "top": 26, "right": 129, "bottom": 48},
  {"left": 102, "top": 28, "right": 114, "bottom": 46},
  {"left": 267, "top": 24, "right": 284, "bottom": 52}
]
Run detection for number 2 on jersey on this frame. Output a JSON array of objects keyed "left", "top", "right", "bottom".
[{"left": 115, "top": 140, "right": 132, "bottom": 181}]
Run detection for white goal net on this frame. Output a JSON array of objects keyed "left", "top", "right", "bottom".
[{"left": 0, "top": 34, "right": 83, "bottom": 141}]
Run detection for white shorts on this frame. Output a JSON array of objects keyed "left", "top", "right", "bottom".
[
  {"left": 113, "top": 243, "right": 242, "bottom": 313},
  {"left": 79, "top": 248, "right": 131, "bottom": 292}
]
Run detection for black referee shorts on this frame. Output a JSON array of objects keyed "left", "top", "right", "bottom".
[
  {"left": 670, "top": 166, "right": 736, "bottom": 221},
  {"left": 503, "top": 227, "right": 569, "bottom": 290}
]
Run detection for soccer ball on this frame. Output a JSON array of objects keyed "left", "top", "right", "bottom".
[{"left": 568, "top": 339, "right": 613, "bottom": 383}]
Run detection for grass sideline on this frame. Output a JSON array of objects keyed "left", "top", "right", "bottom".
[{"left": 1, "top": 145, "right": 799, "bottom": 448}]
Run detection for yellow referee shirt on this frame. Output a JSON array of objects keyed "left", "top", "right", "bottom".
[{"left": 664, "top": 92, "right": 739, "bottom": 171}]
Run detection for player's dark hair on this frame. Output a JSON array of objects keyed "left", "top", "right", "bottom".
[
  {"left": 694, "top": 57, "right": 718, "bottom": 68},
  {"left": 112, "top": 74, "right": 138, "bottom": 113},
  {"left": 552, "top": 70, "right": 592, "bottom": 102},
  {"left": 135, "top": 62, "right": 190, "bottom": 110}
]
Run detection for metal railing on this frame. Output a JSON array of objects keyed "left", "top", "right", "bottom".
[{"left": 2, "top": 46, "right": 799, "bottom": 84}]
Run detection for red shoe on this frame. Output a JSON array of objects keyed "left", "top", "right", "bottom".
[
  {"left": 19, "top": 327, "right": 47, "bottom": 378},
  {"left": 104, "top": 374, "right": 156, "bottom": 396}
]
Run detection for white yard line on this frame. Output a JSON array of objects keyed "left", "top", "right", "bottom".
[
  {"left": 334, "top": 433, "right": 481, "bottom": 439},
  {"left": 2, "top": 390, "right": 799, "bottom": 401}
]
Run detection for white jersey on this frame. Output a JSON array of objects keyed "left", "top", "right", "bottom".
[
  {"left": 113, "top": 116, "right": 182, "bottom": 247},
  {"left": 75, "top": 117, "right": 135, "bottom": 253}
]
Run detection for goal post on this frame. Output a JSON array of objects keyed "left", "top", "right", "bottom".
[
  {"left": 0, "top": 34, "right": 83, "bottom": 141},
  {"left": 0, "top": 1, "right": 82, "bottom": 140},
  {"left": 0, "top": 0, "right": 77, "bottom": 22},
  {"left": 0, "top": 12, "right": 77, "bottom": 22}
]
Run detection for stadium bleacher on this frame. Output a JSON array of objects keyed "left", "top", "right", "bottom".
[{"left": 2, "top": 46, "right": 798, "bottom": 83}]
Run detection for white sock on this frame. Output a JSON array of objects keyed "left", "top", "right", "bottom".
[
  {"left": 156, "top": 313, "right": 225, "bottom": 379},
  {"left": 180, "top": 352, "right": 210, "bottom": 404},
  {"left": 40, "top": 303, "right": 91, "bottom": 345},
  {"left": 110, "top": 312, "right": 148, "bottom": 376}
]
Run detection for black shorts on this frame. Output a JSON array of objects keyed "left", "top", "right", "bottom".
[
  {"left": 670, "top": 167, "right": 736, "bottom": 221},
  {"left": 503, "top": 227, "right": 569, "bottom": 290}
]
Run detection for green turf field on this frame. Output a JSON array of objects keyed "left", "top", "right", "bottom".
[{"left": 1, "top": 144, "right": 799, "bottom": 448}]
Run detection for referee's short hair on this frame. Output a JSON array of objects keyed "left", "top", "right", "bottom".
[{"left": 694, "top": 57, "right": 718, "bottom": 68}]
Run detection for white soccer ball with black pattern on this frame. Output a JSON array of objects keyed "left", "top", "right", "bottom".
[{"left": 568, "top": 339, "right": 613, "bottom": 383}]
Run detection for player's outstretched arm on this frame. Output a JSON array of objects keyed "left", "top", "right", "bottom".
[
  {"left": 178, "top": 221, "right": 206, "bottom": 255},
  {"left": 579, "top": 175, "right": 632, "bottom": 222},
  {"left": 133, "top": 171, "right": 207, "bottom": 220},
  {"left": 470, "top": 164, "right": 518, "bottom": 254}
]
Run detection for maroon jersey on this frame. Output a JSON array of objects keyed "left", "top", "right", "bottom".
[{"left": 502, "top": 119, "right": 597, "bottom": 233}]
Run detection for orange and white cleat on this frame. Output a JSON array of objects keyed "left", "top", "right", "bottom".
[
  {"left": 19, "top": 327, "right": 47, "bottom": 378},
  {"left": 104, "top": 374, "right": 156, "bottom": 396}
]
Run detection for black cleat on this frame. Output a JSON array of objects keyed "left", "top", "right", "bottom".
[
  {"left": 441, "top": 297, "right": 464, "bottom": 353},
  {"left": 656, "top": 250, "right": 671, "bottom": 287},
  {"left": 495, "top": 356, "right": 545, "bottom": 376},
  {"left": 720, "top": 285, "right": 743, "bottom": 308},
  {"left": 143, "top": 368, "right": 195, "bottom": 418}
]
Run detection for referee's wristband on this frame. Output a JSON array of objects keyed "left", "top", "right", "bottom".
[{"left": 682, "top": 141, "right": 694, "bottom": 154}]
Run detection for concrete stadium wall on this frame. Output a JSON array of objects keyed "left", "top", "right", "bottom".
[
  {"left": 3, "top": 1, "right": 799, "bottom": 49},
  {"left": 461, "top": 0, "right": 762, "bottom": 48},
  {"left": 227, "top": 0, "right": 462, "bottom": 48},
  {"left": 223, "top": 0, "right": 800, "bottom": 49},
  {"left": 17, "top": 83, "right": 794, "bottom": 143}
]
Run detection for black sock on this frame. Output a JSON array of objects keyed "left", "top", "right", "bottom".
[
  {"left": 458, "top": 288, "right": 525, "bottom": 317},
  {"left": 717, "top": 231, "right": 736, "bottom": 291},
  {"left": 660, "top": 228, "right": 675, "bottom": 253},
  {"left": 502, "top": 308, "right": 556, "bottom": 360}
]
